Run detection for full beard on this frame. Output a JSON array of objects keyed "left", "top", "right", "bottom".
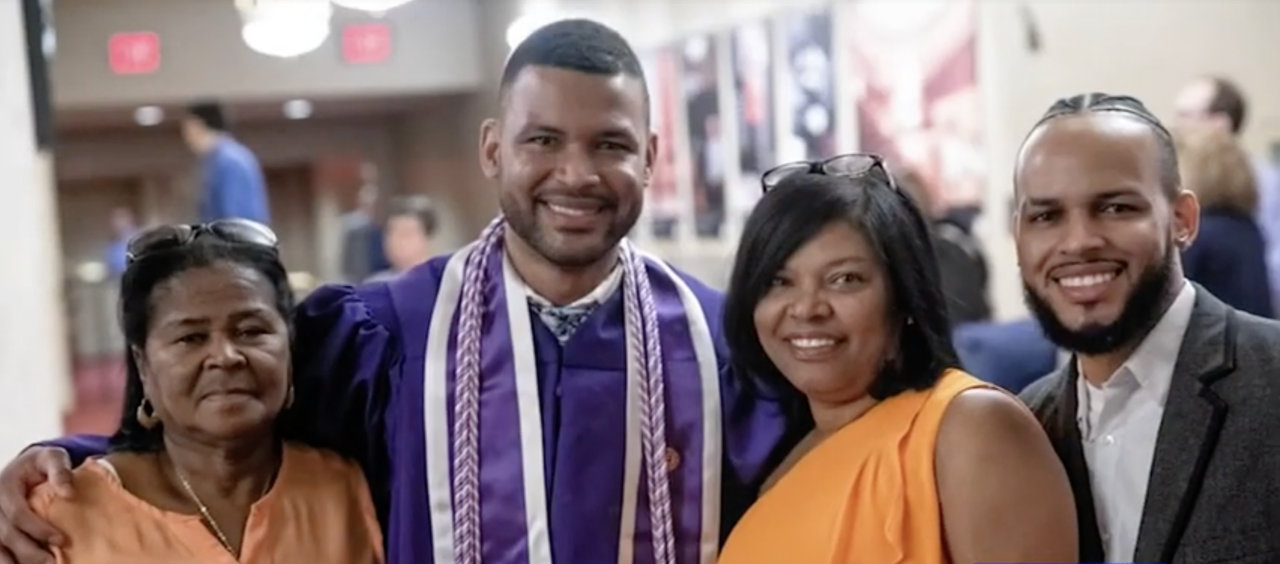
[
  {"left": 501, "top": 192, "right": 638, "bottom": 269},
  {"left": 1024, "top": 246, "right": 1178, "bottom": 356}
]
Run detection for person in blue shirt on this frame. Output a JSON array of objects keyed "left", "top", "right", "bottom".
[
  {"left": 103, "top": 206, "right": 138, "bottom": 278},
  {"left": 182, "top": 101, "right": 271, "bottom": 224}
]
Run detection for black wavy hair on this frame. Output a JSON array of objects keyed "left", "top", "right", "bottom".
[
  {"left": 724, "top": 172, "right": 961, "bottom": 414},
  {"left": 186, "top": 100, "right": 228, "bottom": 132},
  {"left": 108, "top": 239, "right": 295, "bottom": 452}
]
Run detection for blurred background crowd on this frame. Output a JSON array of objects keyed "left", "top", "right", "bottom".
[{"left": 2, "top": 0, "right": 1280, "bottom": 460}]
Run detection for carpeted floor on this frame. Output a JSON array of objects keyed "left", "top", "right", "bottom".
[{"left": 63, "top": 356, "right": 125, "bottom": 435}]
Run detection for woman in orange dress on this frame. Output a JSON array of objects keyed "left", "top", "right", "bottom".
[
  {"left": 28, "top": 220, "right": 384, "bottom": 564},
  {"left": 719, "top": 155, "right": 1077, "bottom": 564}
]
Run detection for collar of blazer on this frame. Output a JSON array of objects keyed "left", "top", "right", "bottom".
[{"left": 1022, "top": 283, "right": 1238, "bottom": 564}]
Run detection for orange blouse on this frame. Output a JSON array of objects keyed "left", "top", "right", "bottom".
[
  {"left": 718, "top": 370, "right": 990, "bottom": 564},
  {"left": 30, "top": 443, "right": 384, "bottom": 564}
]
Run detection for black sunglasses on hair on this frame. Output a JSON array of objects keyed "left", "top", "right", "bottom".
[
  {"left": 125, "top": 219, "right": 278, "bottom": 265},
  {"left": 761, "top": 153, "right": 898, "bottom": 192}
]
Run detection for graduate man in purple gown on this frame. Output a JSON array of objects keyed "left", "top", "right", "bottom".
[{"left": 0, "top": 19, "right": 794, "bottom": 564}]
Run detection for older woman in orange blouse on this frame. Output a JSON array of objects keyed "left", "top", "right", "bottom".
[
  {"left": 27, "top": 220, "right": 383, "bottom": 564},
  {"left": 718, "top": 155, "right": 1076, "bottom": 564}
]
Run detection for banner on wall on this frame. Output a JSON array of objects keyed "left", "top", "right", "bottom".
[
  {"left": 679, "top": 34, "right": 725, "bottom": 240},
  {"left": 844, "top": 0, "right": 985, "bottom": 211},
  {"left": 640, "top": 47, "right": 682, "bottom": 240},
  {"left": 730, "top": 21, "right": 775, "bottom": 216},
  {"left": 777, "top": 7, "right": 837, "bottom": 164}
]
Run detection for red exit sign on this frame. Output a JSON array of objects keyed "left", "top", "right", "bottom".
[
  {"left": 108, "top": 32, "right": 161, "bottom": 75},
  {"left": 342, "top": 23, "right": 392, "bottom": 65}
]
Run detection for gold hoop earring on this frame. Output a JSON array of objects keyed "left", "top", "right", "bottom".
[{"left": 136, "top": 398, "right": 160, "bottom": 429}]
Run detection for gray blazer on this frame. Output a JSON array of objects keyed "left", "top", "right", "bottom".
[{"left": 1020, "top": 287, "right": 1280, "bottom": 564}]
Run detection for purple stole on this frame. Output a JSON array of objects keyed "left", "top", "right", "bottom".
[{"left": 420, "top": 222, "right": 723, "bottom": 564}]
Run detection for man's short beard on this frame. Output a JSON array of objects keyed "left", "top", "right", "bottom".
[
  {"left": 1024, "top": 246, "right": 1178, "bottom": 356},
  {"left": 500, "top": 191, "right": 638, "bottom": 270}
]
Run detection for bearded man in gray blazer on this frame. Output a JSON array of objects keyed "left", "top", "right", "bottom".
[{"left": 1014, "top": 92, "right": 1280, "bottom": 564}]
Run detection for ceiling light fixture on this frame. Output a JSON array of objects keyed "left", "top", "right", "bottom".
[
  {"left": 236, "top": 0, "right": 333, "bottom": 59},
  {"left": 283, "top": 99, "right": 314, "bottom": 120},
  {"left": 133, "top": 105, "right": 164, "bottom": 126}
]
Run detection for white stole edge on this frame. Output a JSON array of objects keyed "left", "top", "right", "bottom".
[
  {"left": 423, "top": 243, "right": 477, "bottom": 564},
  {"left": 616, "top": 246, "right": 644, "bottom": 564},
  {"left": 643, "top": 252, "right": 723, "bottom": 564},
  {"left": 501, "top": 253, "right": 555, "bottom": 564}
]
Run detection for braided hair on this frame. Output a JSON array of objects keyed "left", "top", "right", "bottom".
[
  {"left": 1027, "top": 93, "right": 1181, "bottom": 197},
  {"left": 450, "top": 217, "right": 676, "bottom": 564}
]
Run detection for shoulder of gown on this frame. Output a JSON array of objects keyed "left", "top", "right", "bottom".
[
  {"left": 286, "top": 275, "right": 404, "bottom": 462},
  {"left": 650, "top": 262, "right": 799, "bottom": 536},
  {"left": 651, "top": 261, "right": 730, "bottom": 362},
  {"left": 286, "top": 256, "right": 454, "bottom": 499}
]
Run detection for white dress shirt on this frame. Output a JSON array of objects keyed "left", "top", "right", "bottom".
[{"left": 1076, "top": 281, "right": 1196, "bottom": 562}]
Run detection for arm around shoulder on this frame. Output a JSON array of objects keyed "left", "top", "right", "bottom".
[
  {"left": 286, "top": 283, "right": 398, "bottom": 464},
  {"left": 935, "top": 388, "right": 1077, "bottom": 564},
  {"left": 25, "top": 466, "right": 97, "bottom": 564},
  {"left": 25, "top": 468, "right": 87, "bottom": 531},
  {"left": 32, "top": 436, "right": 109, "bottom": 468},
  {"left": 25, "top": 483, "right": 59, "bottom": 525},
  {"left": 22, "top": 488, "right": 67, "bottom": 564}
]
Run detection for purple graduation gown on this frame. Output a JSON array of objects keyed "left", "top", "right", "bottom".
[{"left": 53, "top": 249, "right": 794, "bottom": 564}]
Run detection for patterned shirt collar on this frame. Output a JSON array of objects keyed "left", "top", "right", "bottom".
[{"left": 522, "top": 258, "right": 624, "bottom": 343}]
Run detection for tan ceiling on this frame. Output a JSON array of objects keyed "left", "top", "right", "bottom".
[{"left": 54, "top": 93, "right": 457, "bottom": 133}]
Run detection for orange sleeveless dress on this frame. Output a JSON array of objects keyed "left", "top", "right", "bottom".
[{"left": 717, "top": 370, "right": 990, "bottom": 564}]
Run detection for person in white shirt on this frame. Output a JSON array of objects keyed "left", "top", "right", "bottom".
[{"left": 1015, "top": 92, "right": 1280, "bottom": 564}]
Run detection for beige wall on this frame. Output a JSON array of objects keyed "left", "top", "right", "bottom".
[
  {"left": 52, "top": 0, "right": 482, "bottom": 107},
  {"left": 0, "top": 1, "right": 68, "bottom": 458}
]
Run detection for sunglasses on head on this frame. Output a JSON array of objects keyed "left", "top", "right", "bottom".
[
  {"left": 761, "top": 153, "right": 898, "bottom": 193},
  {"left": 125, "top": 219, "right": 278, "bottom": 266}
]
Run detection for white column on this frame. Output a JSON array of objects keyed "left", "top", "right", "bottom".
[{"left": 0, "top": 0, "right": 70, "bottom": 460}]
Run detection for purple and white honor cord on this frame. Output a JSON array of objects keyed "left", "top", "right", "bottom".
[{"left": 452, "top": 218, "right": 677, "bottom": 564}]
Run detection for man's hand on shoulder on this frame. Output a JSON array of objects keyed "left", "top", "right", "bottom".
[{"left": 0, "top": 447, "right": 74, "bottom": 564}]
